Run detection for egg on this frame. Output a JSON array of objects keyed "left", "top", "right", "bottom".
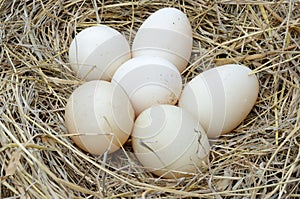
[
  {"left": 132, "top": 104, "right": 210, "bottom": 178},
  {"left": 64, "top": 80, "right": 135, "bottom": 155},
  {"left": 132, "top": 8, "right": 193, "bottom": 72},
  {"left": 68, "top": 25, "right": 131, "bottom": 81},
  {"left": 179, "top": 64, "right": 259, "bottom": 138},
  {"left": 112, "top": 56, "right": 182, "bottom": 116}
]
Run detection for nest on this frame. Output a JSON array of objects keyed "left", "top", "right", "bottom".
[{"left": 1, "top": 0, "right": 299, "bottom": 198}]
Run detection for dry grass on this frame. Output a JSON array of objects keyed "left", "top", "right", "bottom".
[{"left": 1, "top": 0, "right": 300, "bottom": 198}]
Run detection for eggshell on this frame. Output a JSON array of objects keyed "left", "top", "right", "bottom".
[
  {"left": 69, "top": 25, "right": 131, "bottom": 81},
  {"left": 179, "top": 64, "right": 259, "bottom": 138},
  {"left": 132, "top": 105, "right": 210, "bottom": 178},
  {"left": 132, "top": 8, "right": 193, "bottom": 72},
  {"left": 64, "top": 80, "right": 135, "bottom": 155},
  {"left": 112, "top": 56, "right": 182, "bottom": 116}
]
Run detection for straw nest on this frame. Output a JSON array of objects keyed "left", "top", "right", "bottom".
[{"left": 1, "top": 0, "right": 299, "bottom": 198}]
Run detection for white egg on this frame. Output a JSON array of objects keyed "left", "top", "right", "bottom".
[
  {"left": 69, "top": 25, "right": 131, "bottom": 81},
  {"left": 64, "top": 80, "right": 135, "bottom": 155},
  {"left": 132, "top": 8, "right": 193, "bottom": 72},
  {"left": 179, "top": 64, "right": 259, "bottom": 138},
  {"left": 132, "top": 105, "right": 210, "bottom": 178},
  {"left": 112, "top": 56, "right": 182, "bottom": 116}
]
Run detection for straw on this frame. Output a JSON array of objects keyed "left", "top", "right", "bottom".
[{"left": 1, "top": 0, "right": 299, "bottom": 198}]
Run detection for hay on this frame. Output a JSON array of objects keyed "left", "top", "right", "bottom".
[{"left": 0, "top": 0, "right": 299, "bottom": 198}]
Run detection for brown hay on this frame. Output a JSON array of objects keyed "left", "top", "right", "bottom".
[{"left": 1, "top": 0, "right": 300, "bottom": 198}]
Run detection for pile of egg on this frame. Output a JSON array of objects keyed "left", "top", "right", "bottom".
[{"left": 65, "top": 8, "right": 259, "bottom": 178}]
